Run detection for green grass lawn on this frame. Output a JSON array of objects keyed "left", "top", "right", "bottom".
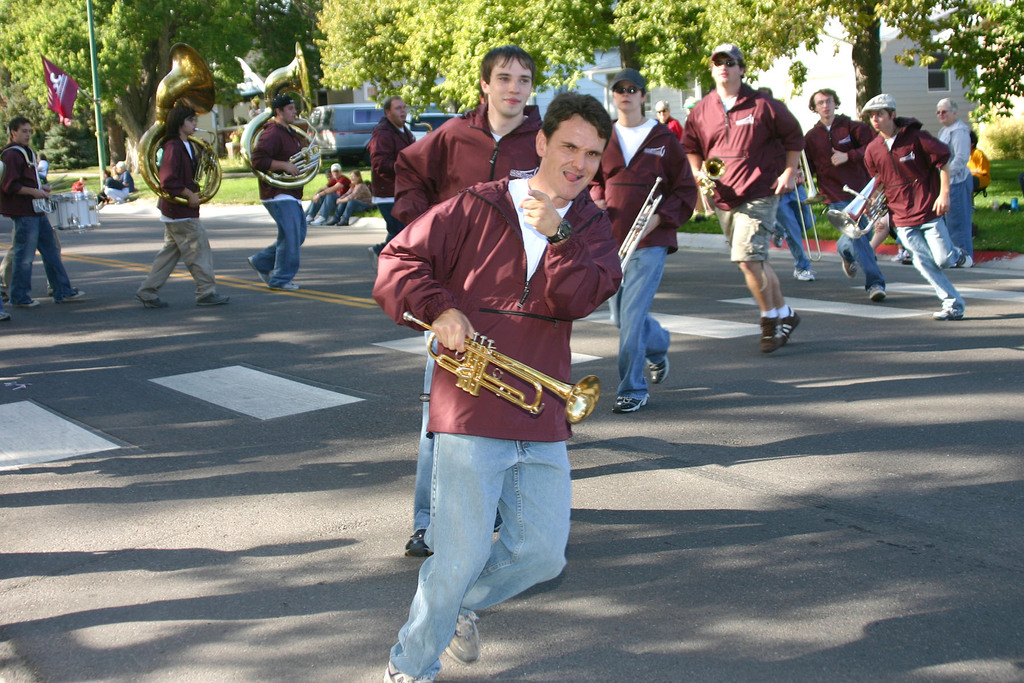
[{"left": 50, "top": 158, "right": 1024, "bottom": 253}]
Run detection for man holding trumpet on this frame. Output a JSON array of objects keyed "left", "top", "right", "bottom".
[{"left": 373, "top": 93, "right": 620, "bottom": 683}]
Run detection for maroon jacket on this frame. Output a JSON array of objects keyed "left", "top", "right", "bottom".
[
  {"left": 393, "top": 102, "right": 542, "bottom": 224},
  {"left": 804, "top": 114, "right": 875, "bottom": 204},
  {"left": 158, "top": 138, "right": 200, "bottom": 219},
  {"left": 0, "top": 144, "right": 40, "bottom": 217},
  {"left": 682, "top": 84, "right": 804, "bottom": 210},
  {"left": 369, "top": 117, "right": 415, "bottom": 199},
  {"left": 373, "top": 177, "right": 621, "bottom": 441},
  {"left": 591, "top": 122, "right": 697, "bottom": 254},
  {"left": 863, "top": 118, "right": 950, "bottom": 227},
  {"left": 251, "top": 121, "right": 304, "bottom": 201}
]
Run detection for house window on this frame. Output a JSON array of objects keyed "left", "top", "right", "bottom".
[{"left": 927, "top": 53, "right": 950, "bottom": 92}]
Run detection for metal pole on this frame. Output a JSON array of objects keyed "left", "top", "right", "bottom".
[{"left": 85, "top": 0, "right": 107, "bottom": 171}]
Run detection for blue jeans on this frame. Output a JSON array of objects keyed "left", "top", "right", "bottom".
[
  {"left": 251, "top": 200, "right": 306, "bottom": 287},
  {"left": 413, "top": 334, "right": 435, "bottom": 532},
  {"left": 829, "top": 200, "right": 886, "bottom": 291},
  {"left": 945, "top": 177, "right": 974, "bottom": 260},
  {"left": 10, "top": 214, "right": 74, "bottom": 304},
  {"left": 895, "top": 218, "right": 964, "bottom": 312},
  {"left": 774, "top": 188, "right": 813, "bottom": 272},
  {"left": 377, "top": 201, "right": 406, "bottom": 246},
  {"left": 609, "top": 246, "right": 669, "bottom": 399},
  {"left": 390, "top": 433, "right": 571, "bottom": 680},
  {"left": 333, "top": 199, "right": 372, "bottom": 223}
]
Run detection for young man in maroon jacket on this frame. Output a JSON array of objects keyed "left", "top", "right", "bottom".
[
  {"left": 374, "top": 93, "right": 620, "bottom": 683},
  {"left": 368, "top": 96, "right": 416, "bottom": 262},
  {"left": 136, "top": 104, "right": 228, "bottom": 308},
  {"left": 804, "top": 88, "right": 887, "bottom": 301},
  {"left": 592, "top": 68, "right": 697, "bottom": 413},
  {"left": 246, "top": 94, "right": 310, "bottom": 291},
  {"left": 1, "top": 116, "right": 84, "bottom": 308},
  {"left": 393, "top": 45, "right": 543, "bottom": 558},
  {"left": 682, "top": 44, "right": 803, "bottom": 353},
  {"left": 861, "top": 93, "right": 968, "bottom": 320}
]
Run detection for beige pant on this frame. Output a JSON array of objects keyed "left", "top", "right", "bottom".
[{"left": 137, "top": 218, "right": 217, "bottom": 300}]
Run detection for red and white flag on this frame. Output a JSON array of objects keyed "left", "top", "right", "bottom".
[{"left": 42, "top": 57, "right": 80, "bottom": 126}]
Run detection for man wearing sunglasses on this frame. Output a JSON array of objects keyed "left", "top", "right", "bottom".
[
  {"left": 592, "top": 68, "right": 697, "bottom": 414},
  {"left": 683, "top": 44, "right": 804, "bottom": 354}
]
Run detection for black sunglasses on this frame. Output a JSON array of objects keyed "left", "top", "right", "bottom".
[
  {"left": 713, "top": 59, "right": 738, "bottom": 68},
  {"left": 613, "top": 86, "right": 640, "bottom": 95}
]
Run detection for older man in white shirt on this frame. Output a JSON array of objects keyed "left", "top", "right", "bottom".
[{"left": 936, "top": 98, "right": 973, "bottom": 262}]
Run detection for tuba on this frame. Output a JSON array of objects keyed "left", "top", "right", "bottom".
[
  {"left": 240, "top": 43, "right": 321, "bottom": 189},
  {"left": 403, "top": 313, "right": 600, "bottom": 424},
  {"left": 826, "top": 177, "right": 888, "bottom": 239},
  {"left": 138, "top": 44, "right": 222, "bottom": 204}
]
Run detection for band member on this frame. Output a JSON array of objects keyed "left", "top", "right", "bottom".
[
  {"left": 804, "top": 88, "right": 887, "bottom": 301},
  {"left": 682, "top": 44, "right": 803, "bottom": 353},
  {"left": 246, "top": 94, "right": 309, "bottom": 291},
  {"left": 861, "top": 94, "right": 969, "bottom": 320},
  {"left": 394, "top": 45, "right": 542, "bottom": 558},
  {"left": 368, "top": 96, "right": 415, "bottom": 263},
  {"left": 374, "top": 93, "right": 619, "bottom": 683},
  {"left": 592, "top": 68, "right": 697, "bottom": 413},
  {"left": 136, "top": 104, "right": 229, "bottom": 308},
  {"left": 1, "top": 116, "right": 85, "bottom": 307}
]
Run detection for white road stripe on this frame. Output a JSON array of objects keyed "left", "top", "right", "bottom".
[
  {"left": 721, "top": 297, "right": 928, "bottom": 319},
  {"left": 585, "top": 309, "right": 759, "bottom": 338},
  {"left": 881, "top": 282, "right": 1024, "bottom": 303},
  {"left": 150, "top": 365, "right": 362, "bottom": 420},
  {"left": 0, "top": 401, "right": 120, "bottom": 470},
  {"left": 375, "top": 337, "right": 601, "bottom": 364}
]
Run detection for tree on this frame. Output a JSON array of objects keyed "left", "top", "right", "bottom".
[{"left": 0, "top": 0, "right": 269, "bottom": 165}]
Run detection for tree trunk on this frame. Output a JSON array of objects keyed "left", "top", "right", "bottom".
[{"left": 851, "top": 13, "right": 882, "bottom": 115}]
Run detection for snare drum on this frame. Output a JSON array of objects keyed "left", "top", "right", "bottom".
[{"left": 46, "top": 192, "right": 101, "bottom": 231}]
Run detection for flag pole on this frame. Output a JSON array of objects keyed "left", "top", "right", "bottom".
[{"left": 85, "top": 0, "right": 108, "bottom": 172}]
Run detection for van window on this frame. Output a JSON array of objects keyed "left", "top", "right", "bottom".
[{"left": 355, "top": 109, "right": 385, "bottom": 125}]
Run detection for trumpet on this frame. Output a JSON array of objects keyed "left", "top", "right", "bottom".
[
  {"left": 403, "top": 312, "right": 600, "bottom": 424},
  {"left": 826, "top": 177, "right": 888, "bottom": 240},
  {"left": 696, "top": 157, "right": 725, "bottom": 197},
  {"left": 797, "top": 151, "right": 822, "bottom": 261},
  {"left": 618, "top": 177, "right": 663, "bottom": 277}
]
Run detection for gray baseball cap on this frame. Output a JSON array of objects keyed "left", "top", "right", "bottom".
[
  {"left": 862, "top": 93, "right": 896, "bottom": 112},
  {"left": 711, "top": 44, "right": 744, "bottom": 63}
]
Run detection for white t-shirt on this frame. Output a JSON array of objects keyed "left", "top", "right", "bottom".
[
  {"left": 615, "top": 119, "right": 657, "bottom": 166},
  {"left": 508, "top": 178, "right": 571, "bottom": 279}
]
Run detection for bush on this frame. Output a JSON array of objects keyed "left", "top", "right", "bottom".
[
  {"left": 979, "top": 118, "right": 1024, "bottom": 160},
  {"left": 42, "top": 124, "right": 97, "bottom": 169}
]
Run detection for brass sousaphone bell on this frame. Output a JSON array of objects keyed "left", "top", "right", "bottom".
[
  {"left": 138, "top": 44, "right": 222, "bottom": 204},
  {"left": 239, "top": 43, "right": 321, "bottom": 189}
]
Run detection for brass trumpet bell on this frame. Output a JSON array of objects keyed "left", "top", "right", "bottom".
[
  {"left": 138, "top": 44, "right": 222, "bottom": 204},
  {"left": 827, "top": 177, "right": 888, "bottom": 240}
]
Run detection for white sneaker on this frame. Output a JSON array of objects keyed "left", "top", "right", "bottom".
[
  {"left": 384, "top": 662, "right": 434, "bottom": 683},
  {"left": 310, "top": 217, "right": 326, "bottom": 225},
  {"left": 269, "top": 281, "right": 300, "bottom": 291},
  {"left": 867, "top": 285, "right": 886, "bottom": 302},
  {"left": 445, "top": 611, "right": 480, "bottom": 664},
  {"left": 793, "top": 268, "right": 816, "bottom": 281}
]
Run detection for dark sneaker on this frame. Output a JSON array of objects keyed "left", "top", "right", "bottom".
[
  {"left": 0, "top": 290, "right": 8, "bottom": 303},
  {"left": 137, "top": 295, "right": 169, "bottom": 309},
  {"left": 760, "top": 317, "right": 781, "bottom": 353},
  {"left": 645, "top": 358, "right": 669, "bottom": 384},
  {"left": 368, "top": 245, "right": 380, "bottom": 270},
  {"left": 777, "top": 311, "right": 800, "bottom": 346},
  {"left": 954, "top": 251, "right": 973, "bottom": 268},
  {"left": 901, "top": 250, "right": 913, "bottom": 265},
  {"left": 933, "top": 307, "right": 964, "bottom": 321},
  {"left": 841, "top": 258, "right": 858, "bottom": 278},
  {"left": 0, "top": 311, "right": 10, "bottom": 322},
  {"left": 384, "top": 662, "right": 435, "bottom": 683},
  {"left": 247, "top": 256, "right": 271, "bottom": 285},
  {"left": 613, "top": 395, "right": 648, "bottom": 413},
  {"left": 444, "top": 611, "right": 480, "bottom": 664},
  {"left": 771, "top": 232, "right": 784, "bottom": 248},
  {"left": 405, "top": 529, "right": 432, "bottom": 558},
  {"left": 868, "top": 285, "right": 886, "bottom": 302},
  {"left": 196, "top": 293, "right": 230, "bottom": 306}
]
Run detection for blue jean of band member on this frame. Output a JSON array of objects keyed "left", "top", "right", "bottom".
[
  {"left": 828, "top": 199, "right": 886, "bottom": 291},
  {"left": 251, "top": 199, "right": 306, "bottom": 287},
  {"left": 609, "top": 246, "right": 669, "bottom": 400},
  {"left": 389, "top": 434, "right": 570, "bottom": 680},
  {"left": 376, "top": 201, "right": 406, "bottom": 246},
  {"left": 895, "top": 218, "right": 964, "bottom": 311},
  {"left": 774, "top": 187, "right": 813, "bottom": 272},
  {"left": 10, "top": 214, "right": 74, "bottom": 304},
  {"left": 413, "top": 332, "right": 435, "bottom": 532},
  {"left": 945, "top": 176, "right": 974, "bottom": 260}
]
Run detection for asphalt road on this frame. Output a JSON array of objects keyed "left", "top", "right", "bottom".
[{"left": 1, "top": 202, "right": 1023, "bottom": 682}]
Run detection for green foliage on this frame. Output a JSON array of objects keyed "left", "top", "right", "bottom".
[
  {"left": 978, "top": 119, "right": 1024, "bottom": 161},
  {"left": 42, "top": 125, "right": 96, "bottom": 169},
  {"left": 0, "top": 66, "right": 48, "bottom": 136}
]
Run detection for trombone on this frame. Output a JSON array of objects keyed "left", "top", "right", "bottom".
[
  {"left": 618, "top": 177, "right": 663, "bottom": 277},
  {"left": 403, "top": 312, "right": 600, "bottom": 424},
  {"left": 797, "top": 151, "right": 822, "bottom": 261}
]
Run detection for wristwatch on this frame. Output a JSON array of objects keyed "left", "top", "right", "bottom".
[{"left": 548, "top": 218, "right": 572, "bottom": 245}]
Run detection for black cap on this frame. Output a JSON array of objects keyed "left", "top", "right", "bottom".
[
  {"left": 272, "top": 94, "right": 295, "bottom": 111},
  {"left": 610, "top": 68, "right": 646, "bottom": 93}
]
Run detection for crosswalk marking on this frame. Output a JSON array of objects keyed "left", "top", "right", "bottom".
[
  {"left": 150, "top": 365, "right": 362, "bottom": 420},
  {"left": 721, "top": 297, "right": 928, "bottom": 319},
  {"left": 0, "top": 401, "right": 121, "bottom": 470},
  {"left": 585, "top": 309, "right": 758, "bottom": 338},
  {"left": 374, "top": 337, "right": 601, "bottom": 364},
  {"left": 881, "top": 282, "right": 1024, "bottom": 303}
]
